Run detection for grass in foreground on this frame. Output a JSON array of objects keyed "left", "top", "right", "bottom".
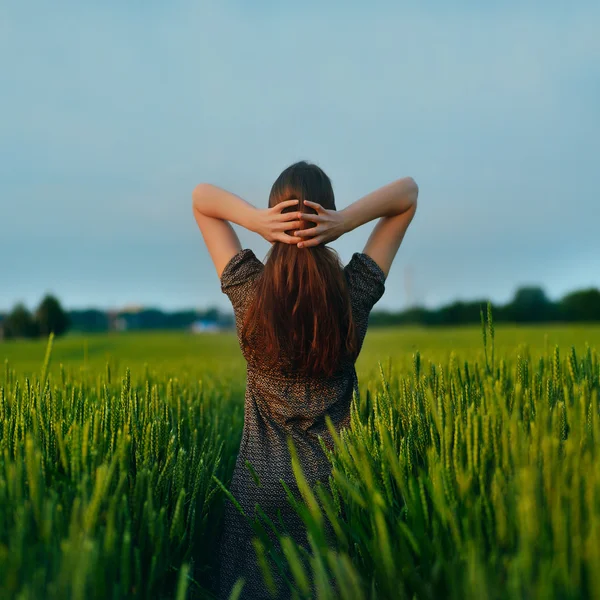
[{"left": 0, "top": 320, "right": 599, "bottom": 598}]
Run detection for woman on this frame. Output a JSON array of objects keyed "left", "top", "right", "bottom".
[{"left": 192, "top": 161, "right": 418, "bottom": 599}]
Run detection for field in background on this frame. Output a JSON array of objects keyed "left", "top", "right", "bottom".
[
  {"left": 3, "top": 324, "right": 600, "bottom": 378},
  {"left": 1, "top": 323, "right": 600, "bottom": 599}
]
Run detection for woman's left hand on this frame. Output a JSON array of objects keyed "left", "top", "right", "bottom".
[
  {"left": 293, "top": 200, "right": 347, "bottom": 248},
  {"left": 252, "top": 199, "right": 305, "bottom": 244}
]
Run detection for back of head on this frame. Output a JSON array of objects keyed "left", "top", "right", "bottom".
[{"left": 241, "top": 161, "right": 357, "bottom": 377}]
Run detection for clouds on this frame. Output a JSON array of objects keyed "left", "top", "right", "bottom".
[{"left": 1, "top": 1, "right": 598, "bottom": 310}]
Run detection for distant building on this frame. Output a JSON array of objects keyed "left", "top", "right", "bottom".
[
  {"left": 107, "top": 306, "right": 144, "bottom": 331},
  {"left": 190, "top": 319, "right": 224, "bottom": 333}
]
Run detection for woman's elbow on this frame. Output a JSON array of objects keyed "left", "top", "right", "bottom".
[
  {"left": 192, "top": 183, "right": 212, "bottom": 212},
  {"left": 405, "top": 177, "right": 419, "bottom": 200},
  {"left": 397, "top": 177, "right": 418, "bottom": 211}
]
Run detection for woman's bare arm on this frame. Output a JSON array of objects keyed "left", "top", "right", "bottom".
[
  {"left": 192, "top": 183, "right": 304, "bottom": 277},
  {"left": 296, "top": 177, "right": 419, "bottom": 277}
]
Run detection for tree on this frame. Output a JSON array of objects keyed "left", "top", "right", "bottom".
[
  {"left": 437, "top": 300, "right": 491, "bottom": 325},
  {"left": 35, "top": 295, "right": 70, "bottom": 337},
  {"left": 560, "top": 288, "right": 600, "bottom": 321},
  {"left": 3, "top": 303, "right": 38, "bottom": 339},
  {"left": 506, "top": 286, "right": 554, "bottom": 323},
  {"left": 68, "top": 309, "right": 109, "bottom": 332}
]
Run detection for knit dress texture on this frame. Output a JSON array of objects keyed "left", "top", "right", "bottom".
[{"left": 217, "top": 248, "right": 386, "bottom": 600}]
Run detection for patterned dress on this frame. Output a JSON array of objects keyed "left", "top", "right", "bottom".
[{"left": 217, "top": 248, "right": 386, "bottom": 600}]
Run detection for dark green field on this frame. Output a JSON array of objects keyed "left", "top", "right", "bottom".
[
  {"left": 3, "top": 323, "right": 599, "bottom": 378},
  {"left": 1, "top": 324, "right": 599, "bottom": 599}
]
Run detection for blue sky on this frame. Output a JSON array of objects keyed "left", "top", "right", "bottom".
[{"left": 1, "top": 1, "right": 598, "bottom": 312}]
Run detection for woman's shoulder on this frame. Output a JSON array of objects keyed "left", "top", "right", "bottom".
[
  {"left": 343, "top": 252, "right": 386, "bottom": 311},
  {"left": 220, "top": 249, "right": 264, "bottom": 314},
  {"left": 220, "top": 248, "right": 264, "bottom": 290},
  {"left": 345, "top": 252, "right": 386, "bottom": 280}
]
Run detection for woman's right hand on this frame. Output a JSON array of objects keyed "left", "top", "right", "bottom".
[
  {"left": 253, "top": 199, "right": 305, "bottom": 244},
  {"left": 294, "top": 200, "right": 348, "bottom": 248}
]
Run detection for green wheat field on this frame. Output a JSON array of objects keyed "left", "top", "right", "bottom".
[{"left": 1, "top": 317, "right": 600, "bottom": 599}]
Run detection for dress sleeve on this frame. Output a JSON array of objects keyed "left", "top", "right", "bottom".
[
  {"left": 344, "top": 252, "right": 386, "bottom": 352},
  {"left": 220, "top": 249, "right": 264, "bottom": 318}
]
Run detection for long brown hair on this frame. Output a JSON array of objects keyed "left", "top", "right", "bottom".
[{"left": 241, "top": 161, "right": 357, "bottom": 377}]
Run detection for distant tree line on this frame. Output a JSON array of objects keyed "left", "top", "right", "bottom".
[
  {"left": 67, "top": 307, "right": 232, "bottom": 333},
  {"left": 1, "top": 285, "right": 598, "bottom": 340},
  {"left": 0, "top": 296, "right": 234, "bottom": 340},
  {"left": 370, "top": 286, "right": 600, "bottom": 327},
  {"left": 0, "top": 296, "right": 70, "bottom": 340}
]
